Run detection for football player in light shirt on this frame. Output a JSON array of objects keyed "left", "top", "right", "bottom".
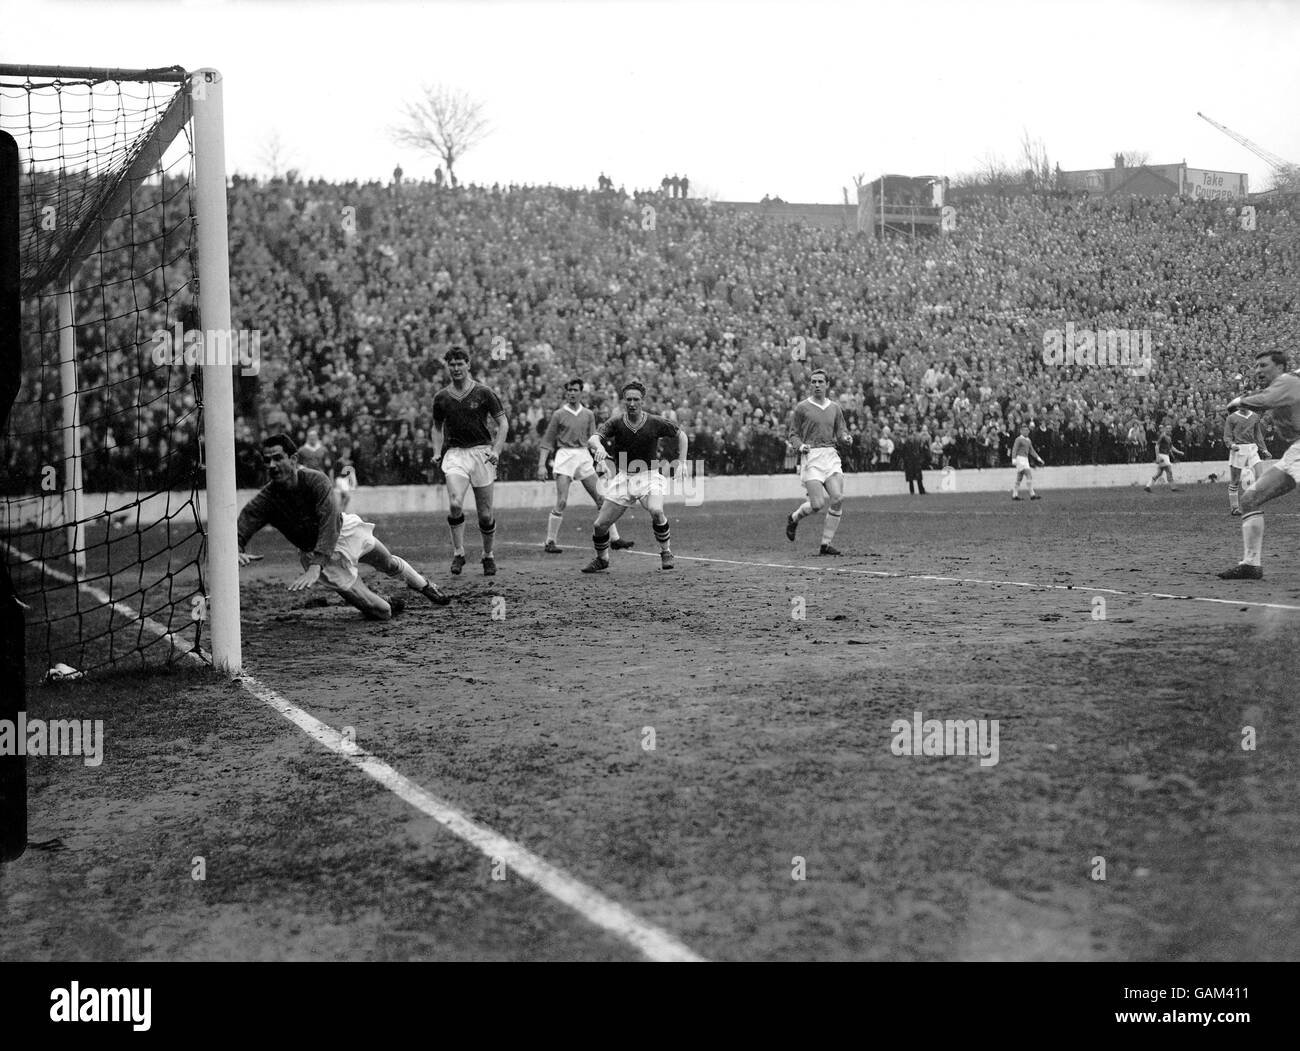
[
  {"left": 1220, "top": 349, "right": 1300, "bottom": 580},
  {"left": 784, "top": 368, "right": 853, "bottom": 554},
  {"left": 1144, "top": 427, "right": 1185, "bottom": 493},
  {"left": 1222, "top": 404, "right": 1271, "bottom": 515},
  {"left": 536, "top": 378, "right": 631, "bottom": 554},
  {"left": 1010, "top": 424, "right": 1045, "bottom": 501}
]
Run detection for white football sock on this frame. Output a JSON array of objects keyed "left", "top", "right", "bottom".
[
  {"left": 1242, "top": 512, "right": 1263, "bottom": 566},
  {"left": 821, "top": 508, "right": 843, "bottom": 545},
  {"left": 388, "top": 556, "right": 428, "bottom": 591}
]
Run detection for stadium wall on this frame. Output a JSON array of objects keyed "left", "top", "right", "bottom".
[{"left": 0, "top": 462, "right": 1231, "bottom": 530}]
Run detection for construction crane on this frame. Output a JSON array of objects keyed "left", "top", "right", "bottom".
[{"left": 1196, "top": 111, "right": 1297, "bottom": 174}]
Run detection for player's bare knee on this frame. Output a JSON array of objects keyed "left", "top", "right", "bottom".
[
  {"left": 554, "top": 497, "right": 567, "bottom": 513},
  {"left": 829, "top": 499, "right": 844, "bottom": 513}
]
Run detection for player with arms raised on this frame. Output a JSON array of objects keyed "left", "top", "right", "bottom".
[
  {"left": 1223, "top": 404, "right": 1271, "bottom": 515},
  {"left": 784, "top": 368, "right": 852, "bottom": 554},
  {"left": 1010, "top": 423, "right": 1044, "bottom": 501},
  {"left": 1219, "top": 349, "right": 1300, "bottom": 580},
  {"left": 536, "top": 378, "right": 631, "bottom": 554},
  {"left": 237, "top": 434, "right": 449, "bottom": 620},
  {"left": 432, "top": 347, "right": 508, "bottom": 576},
  {"left": 582, "top": 380, "right": 688, "bottom": 572}
]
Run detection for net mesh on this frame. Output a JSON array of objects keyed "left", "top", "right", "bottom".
[{"left": 0, "top": 69, "right": 208, "bottom": 677}]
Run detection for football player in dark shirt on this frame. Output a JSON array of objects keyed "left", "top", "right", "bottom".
[
  {"left": 431, "top": 347, "right": 508, "bottom": 576},
  {"left": 583, "top": 379, "right": 689, "bottom": 572},
  {"left": 237, "top": 434, "right": 449, "bottom": 620}
]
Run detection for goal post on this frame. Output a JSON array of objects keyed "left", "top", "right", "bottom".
[
  {"left": 0, "top": 64, "right": 242, "bottom": 678},
  {"left": 190, "top": 68, "right": 240, "bottom": 677}
]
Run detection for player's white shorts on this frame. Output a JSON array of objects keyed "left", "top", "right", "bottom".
[
  {"left": 1228, "top": 443, "right": 1261, "bottom": 470},
  {"left": 442, "top": 445, "right": 497, "bottom": 488},
  {"left": 299, "top": 512, "right": 376, "bottom": 591},
  {"left": 552, "top": 447, "right": 597, "bottom": 481},
  {"left": 800, "top": 447, "right": 843, "bottom": 484},
  {"left": 1154, "top": 453, "right": 1172, "bottom": 468},
  {"left": 604, "top": 470, "right": 668, "bottom": 507},
  {"left": 1013, "top": 455, "right": 1031, "bottom": 473},
  {"left": 1273, "top": 440, "right": 1300, "bottom": 483}
]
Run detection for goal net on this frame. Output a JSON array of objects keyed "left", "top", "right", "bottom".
[{"left": 0, "top": 65, "right": 241, "bottom": 678}]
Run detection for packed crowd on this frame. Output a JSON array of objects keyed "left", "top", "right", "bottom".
[{"left": 6, "top": 174, "right": 1297, "bottom": 493}]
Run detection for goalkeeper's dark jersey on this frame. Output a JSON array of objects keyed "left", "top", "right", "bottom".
[
  {"left": 432, "top": 381, "right": 505, "bottom": 449},
  {"left": 237, "top": 467, "right": 340, "bottom": 567},
  {"left": 598, "top": 413, "right": 681, "bottom": 474}
]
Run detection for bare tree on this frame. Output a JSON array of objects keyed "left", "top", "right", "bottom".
[
  {"left": 949, "top": 151, "right": 1017, "bottom": 191},
  {"left": 258, "top": 130, "right": 296, "bottom": 180},
  {"left": 390, "top": 85, "right": 491, "bottom": 184},
  {"left": 1019, "top": 129, "right": 1053, "bottom": 190},
  {"left": 1117, "top": 150, "right": 1150, "bottom": 167}
]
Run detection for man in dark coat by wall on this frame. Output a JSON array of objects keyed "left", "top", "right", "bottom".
[{"left": 902, "top": 429, "right": 929, "bottom": 495}]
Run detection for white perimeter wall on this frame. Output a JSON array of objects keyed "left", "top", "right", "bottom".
[{"left": 1, "top": 461, "right": 1230, "bottom": 530}]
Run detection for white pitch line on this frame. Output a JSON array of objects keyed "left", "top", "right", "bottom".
[
  {"left": 607, "top": 548, "right": 1300, "bottom": 614},
  {"left": 238, "top": 675, "right": 702, "bottom": 962},
  {"left": 7, "top": 540, "right": 704, "bottom": 962}
]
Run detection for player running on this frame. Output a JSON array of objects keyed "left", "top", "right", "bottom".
[
  {"left": 1144, "top": 427, "right": 1185, "bottom": 493},
  {"left": 536, "top": 378, "right": 631, "bottom": 554},
  {"left": 237, "top": 434, "right": 449, "bottom": 620},
  {"left": 784, "top": 368, "right": 852, "bottom": 554},
  {"left": 1010, "top": 423, "right": 1044, "bottom": 501},
  {"left": 1223, "top": 404, "right": 1271, "bottom": 515},
  {"left": 431, "top": 347, "right": 508, "bottom": 577},
  {"left": 1219, "top": 349, "right": 1300, "bottom": 580},
  {"left": 581, "top": 379, "right": 688, "bottom": 573}
]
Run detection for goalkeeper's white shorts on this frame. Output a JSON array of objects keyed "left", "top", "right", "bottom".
[
  {"left": 604, "top": 470, "right": 667, "bottom": 507},
  {"left": 299, "top": 512, "right": 376, "bottom": 591},
  {"left": 552, "top": 447, "right": 597, "bottom": 481},
  {"left": 1228, "top": 443, "right": 1260, "bottom": 470},
  {"left": 1154, "top": 453, "right": 1172, "bottom": 468},
  {"left": 1013, "top": 455, "right": 1031, "bottom": 473},
  {"left": 800, "top": 447, "right": 843, "bottom": 484}
]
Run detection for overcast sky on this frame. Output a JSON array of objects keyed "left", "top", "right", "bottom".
[{"left": 3, "top": 0, "right": 1298, "bottom": 202}]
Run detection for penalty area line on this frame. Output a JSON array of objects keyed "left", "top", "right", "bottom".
[
  {"left": 618, "top": 548, "right": 1300, "bottom": 614},
  {"left": 6, "top": 538, "right": 703, "bottom": 963}
]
